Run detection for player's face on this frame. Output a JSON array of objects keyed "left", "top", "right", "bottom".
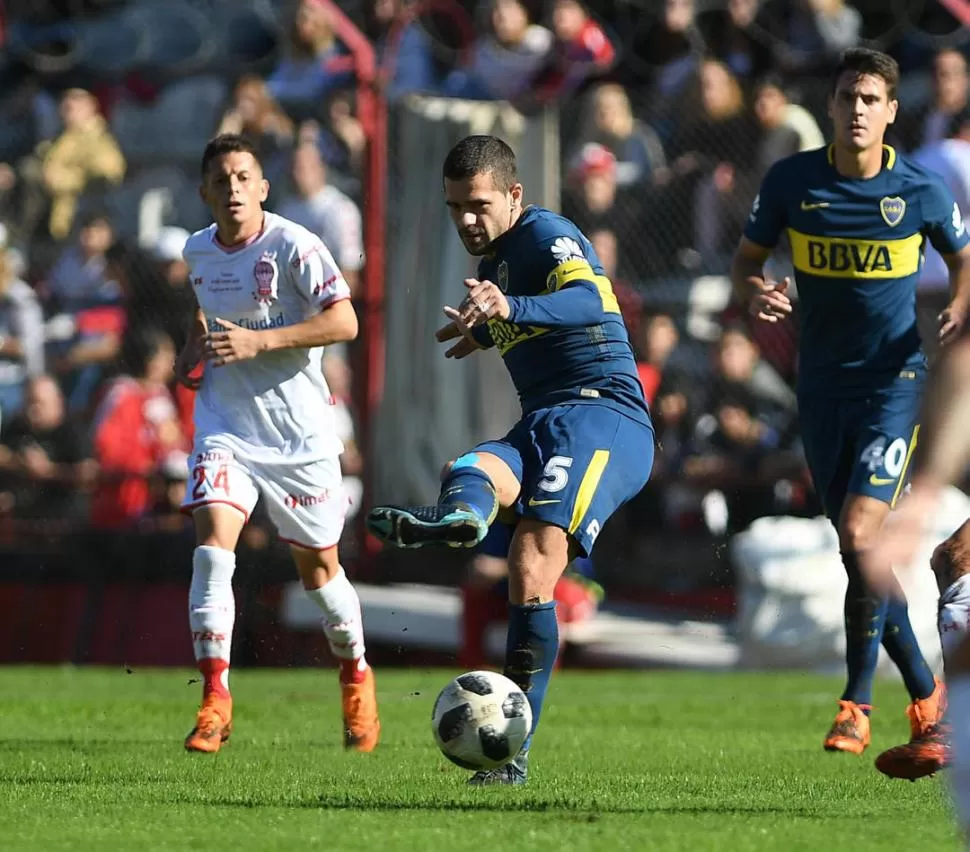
[
  {"left": 829, "top": 72, "right": 898, "bottom": 153},
  {"left": 444, "top": 171, "right": 523, "bottom": 256},
  {"left": 200, "top": 151, "right": 269, "bottom": 230}
]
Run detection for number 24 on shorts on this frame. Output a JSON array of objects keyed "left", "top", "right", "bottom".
[{"left": 192, "top": 463, "right": 231, "bottom": 500}]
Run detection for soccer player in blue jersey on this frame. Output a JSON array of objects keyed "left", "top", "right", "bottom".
[
  {"left": 367, "top": 135, "right": 655, "bottom": 785},
  {"left": 732, "top": 48, "right": 970, "bottom": 768}
]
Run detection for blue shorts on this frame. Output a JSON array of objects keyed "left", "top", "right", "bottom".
[
  {"left": 473, "top": 403, "right": 654, "bottom": 556},
  {"left": 799, "top": 381, "right": 922, "bottom": 523}
]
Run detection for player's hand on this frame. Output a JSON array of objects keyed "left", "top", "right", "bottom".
[
  {"left": 434, "top": 321, "right": 461, "bottom": 343},
  {"left": 439, "top": 308, "right": 484, "bottom": 359},
  {"left": 174, "top": 339, "right": 204, "bottom": 390},
  {"left": 938, "top": 299, "right": 969, "bottom": 346},
  {"left": 861, "top": 481, "right": 940, "bottom": 594},
  {"left": 456, "top": 278, "right": 510, "bottom": 327},
  {"left": 749, "top": 277, "right": 792, "bottom": 323},
  {"left": 203, "top": 318, "right": 266, "bottom": 367}
]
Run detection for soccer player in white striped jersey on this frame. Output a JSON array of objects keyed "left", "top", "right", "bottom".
[{"left": 175, "top": 134, "right": 379, "bottom": 753}]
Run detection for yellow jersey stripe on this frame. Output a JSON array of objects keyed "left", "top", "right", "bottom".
[
  {"left": 568, "top": 450, "right": 610, "bottom": 535},
  {"left": 787, "top": 228, "right": 923, "bottom": 279}
]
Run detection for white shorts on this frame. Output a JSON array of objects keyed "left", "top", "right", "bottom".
[{"left": 180, "top": 438, "right": 348, "bottom": 550}]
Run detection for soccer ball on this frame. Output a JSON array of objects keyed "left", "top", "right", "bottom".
[{"left": 431, "top": 670, "right": 532, "bottom": 771}]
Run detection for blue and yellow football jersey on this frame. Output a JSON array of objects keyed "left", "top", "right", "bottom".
[
  {"left": 745, "top": 144, "right": 969, "bottom": 396},
  {"left": 471, "top": 205, "right": 650, "bottom": 426}
]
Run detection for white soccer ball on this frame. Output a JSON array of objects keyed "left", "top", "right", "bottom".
[{"left": 431, "top": 670, "right": 532, "bottom": 771}]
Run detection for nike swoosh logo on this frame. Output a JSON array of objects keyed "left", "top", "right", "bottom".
[
  {"left": 528, "top": 498, "right": 561, "bottom": 506},
  {"left": 801, "top": 201, "right": 831, "bottom": 211},
  {"left": 869, "top": 475, "right": 895, "bottom": 486}
]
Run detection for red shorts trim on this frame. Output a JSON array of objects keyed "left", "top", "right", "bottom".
[
  {"left": 278, "top": 535, "right": 339, "bottom": 552},
  {"left": 180, "top": 499, "right": 251, "bottom": 523}
]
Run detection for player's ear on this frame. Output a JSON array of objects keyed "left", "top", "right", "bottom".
[
  {"left": 259, "top": 178, "right": 270, "bottom": 203},
  {"left": 509, "top": 182, "right": 523, "bottom": 208},
  {"left": 198, "top": 183, "right": 209, "bottom": 206},
  {"left": 887, "top": 98, "right": 898, "bottom": 125}
]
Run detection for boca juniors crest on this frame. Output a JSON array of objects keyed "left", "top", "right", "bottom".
[
  {"left": 497, "top": 260, "right": 509, "bottom": 292},
  {"left": 253, "top": 253, "right": 279, "bottom": 304},
  {"left": 879, "top": 196, "right": 906, "bottom": 228}
]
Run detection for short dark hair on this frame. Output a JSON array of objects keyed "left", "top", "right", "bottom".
[
  {"left": 831, "top": 48, "right": 900, "bottom": 100},
  {"left": 442, "top": 135, "right": 518, "bottom": 189},
  {"left": 201, "top": 134, "right": 262, "bottom": 179}
]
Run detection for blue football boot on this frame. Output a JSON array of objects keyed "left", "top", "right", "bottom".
[{"left": 367, "top": 504, "right": 488, "bottom": 549}]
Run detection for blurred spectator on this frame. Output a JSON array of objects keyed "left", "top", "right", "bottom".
[
  {"left": 323, "top": 351, "right": 363, "bottom": 519},
  {"left": 753, "top": 74, "right": 825, "bottom": 173},
  {"left": 713, "top": 322, "right": 797, "bottom": 414},
  {"left": 294, "top": 94, "right": 367, "bottom": 181},
  {"left": 562, "top": 143, "right": 643, "bottom": 275},
  {"left": 674, "top": 325, "right": 801, "bottom": 534},
  {"left": 0, "top": 374, "right": 96, "bottom": 520},
  {"left": 570, "top": 83, "right": 666, "bottom": 187},
  {"left": 780, "top": 0, "right": 862, "bottom": 76},
  {"left": 278, "top": 143, "right": 364, "bottom": 296},
  {"left": 0, "top": 226, "right": 44, "bottom": 423},
  {"left": 364, "top": 0, "right": 439, "bottom": 99},
  {"left": 44, "top": 212, "right": 125, "bottom": 412},
  {"left": 638, "top": 0, "right": 704, "bottom": 109},
  {"left": 443, "top": 0, "right": 553, "bottom": 102},
  {"left": 144, "top": 227, "right": 195, "bottom": 353},
  {"left": 525, "top": 0, "right": 614, "bottom": 111},
  {"left": 266, "top": 0, "right": 355, "bottom": 120},
  {"left": 634, "top": 313, "right": 680, "bottom": 406},
  {"left": 697, "top": 0, "right": 781, "bottom": 82},
  {"left": 90, "top": 326, "right": 188, "bottom": 531},
  {"left": 666, "top": 60, "right": 759, "bottom": 267},
  {"left": 914, "top": 108, "right": 970, "bottom": 359},
  {"left": 29, "top": 88, "right": 126, "bottom": 241},
  {"left": 901, "top": 49, "right": 969, "bottom": 152},
  {"left": 218, "top": 75, "right": 295, "bottom": 191}
]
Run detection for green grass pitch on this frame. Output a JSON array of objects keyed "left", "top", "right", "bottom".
[{"left": 0, "top": 667, "right": 960, "bottom": 850}]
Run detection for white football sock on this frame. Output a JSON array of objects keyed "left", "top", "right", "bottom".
[
  {"left": 189, "top": 546, "right": 236, "bottom": 682},
  {"left": 304, "top": 568, "right": 366, "bottom": 663}
]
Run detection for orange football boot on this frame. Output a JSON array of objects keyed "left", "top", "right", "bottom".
[
  {"left": 823, "top": 700, "right": 871, "bottom": 754},
  {"left": 875, "top": 677, "right": 949, "bottom": 780},
  {"left": 342, "top": 666, "right": 380, "bottom": 752},
  {"left": 185, "top": 694, "right": 233, "bottom": 753}
]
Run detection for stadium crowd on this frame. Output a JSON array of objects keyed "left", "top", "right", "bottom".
[{"left": 0, "top": 0, "right": 967, "bottom": 567}]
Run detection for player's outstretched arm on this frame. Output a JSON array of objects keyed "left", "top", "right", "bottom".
[
  {"left": 730, "top": 238, "right": 792, "bottom": 323},
  {"left": 454, "top": 275, "right": 604, "bottom": 331}
]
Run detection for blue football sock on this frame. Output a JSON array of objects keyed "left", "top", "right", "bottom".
[
  {"left": 504, "top": 601, "right": 559, "bottom": 752},
  {"left": 882, "top": 595, "right": 937, "bottom": 701},
  {"left": 438, "top": 455, "right": 498, "bottom": 526},
  {"left": 841, "top": 551, "right": 887, "bottom": 713}
]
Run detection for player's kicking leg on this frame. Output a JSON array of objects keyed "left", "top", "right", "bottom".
[
  {"left": 367, "top": 450, "right": 520, "bottom": 550},
  {"left": 875, "top": 520, "right": 970, "bottom": 779},
  {"left": 466, "top": 407, "right": 653, "bottom": 787}
]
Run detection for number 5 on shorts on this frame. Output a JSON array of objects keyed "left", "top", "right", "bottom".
[{"left": 539, "top": 456, "right": 573, "bottom": 492}]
